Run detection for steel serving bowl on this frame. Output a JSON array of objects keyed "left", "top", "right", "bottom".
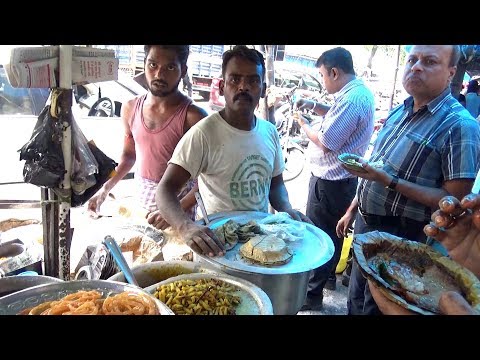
[
  {"left": 0, "top": 279, "right": 174, "bottom": 315},
  {"left": 193, "top": 211, "right": 334, "bottom": 315},
  {"left": 0, "top": 275, "right": 63, "bottom": 298},
  {"left": 145, "top": 272, "right": 274, "bottom": 315},
  {"left": 108, "top": 260, "right": 221, "bottom": 288}
]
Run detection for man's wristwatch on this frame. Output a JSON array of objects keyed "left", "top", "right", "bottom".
[{"left": 386, "top": 174, "right": 399, "bottom": 190}]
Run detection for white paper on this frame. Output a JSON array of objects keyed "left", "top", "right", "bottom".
[
  {"left": 72, "top": 46, "right": 115, "bottom": 58},
  {"left": 3, "top": 46, "right": 59, "bottom": 88},
  {"left": 11, "top": 58, "right": 58, "bottom": 88},
  {"left": 72, "top": 56, "right": 119, "bottom": 84},
  {"left": 2, "top": 45, "right": 118, "bottom": 88}
]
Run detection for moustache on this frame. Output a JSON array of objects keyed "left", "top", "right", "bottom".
[
  {"left": 406, "top": 75, "right": 422, "bottom": 82},
  {"left": 151, "top": 80, "right": 168, "bottom": 87},
  {"left": 233, "top": 93, "right": 253, "bottom": 102}
]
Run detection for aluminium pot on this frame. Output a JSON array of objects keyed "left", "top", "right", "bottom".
[
  {"left": 194, "top": 253, "right": 311, "bottom": 315},
  {"left": 193, "top": 211, "right": 334, "bottom": 315}
]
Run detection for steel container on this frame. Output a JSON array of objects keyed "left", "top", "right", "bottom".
[
  {"left": 0, "top": 279, "right": 173, "bottom": 315},
  {"left": 108, "top": 260, "right": 221, "bottom": 288},
  {"left": 0, "top": 275, "right": 63, "bottom": 298},
  {"left": 145, "top": 272, "right": 273, "bottom": 315},
  {"left": 193, "top": 211, "right": 334, "bottom": 315}
]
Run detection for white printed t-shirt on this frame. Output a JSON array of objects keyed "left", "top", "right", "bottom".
[{"left": 169, "top": 112, "right": 285, "bottom": 215}]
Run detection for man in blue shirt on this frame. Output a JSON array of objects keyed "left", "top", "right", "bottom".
[
  {"left": 337, "top": 45, "right": 480, "bottom": 315},
  {"left": 294, "top": 47, "right": 375, "bottom": 310}
]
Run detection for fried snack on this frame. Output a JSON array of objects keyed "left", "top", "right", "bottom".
[
  {"left": 213, "top": 219, "right": 263, "bottom": 251},
  {"left": 102, "top": 292, "right": 159, "bottom": 315},
  {"left": 19, "top": 290, "right": 159, "bottom": 315},
  {"left": 153, "top": 278, "right": 241, "bottom": 315}
]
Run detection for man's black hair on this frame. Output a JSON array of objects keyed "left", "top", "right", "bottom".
[
  {"left": 316, "top": 47, "right": 355, "bottom": 76},
  {"left": 221, "top": 45, "right": 266, "bottom": 80},
  {"left": 143, "top": 45, "right": 190, "bottom": 66}
]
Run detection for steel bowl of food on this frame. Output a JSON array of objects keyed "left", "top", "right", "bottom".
[
  {"left": 353, "top": 230, "right": 480, "bottom": 315},
  {"left": 107, "top": 260, "right": 221, "bottom": 288},
  {"left": 145, "top": 272, "right": 273, "bottom": 315},
  {"left": 0, "top": 279, "right": 174, "bottom": 315}
]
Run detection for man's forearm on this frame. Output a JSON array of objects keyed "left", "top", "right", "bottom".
[
  {"left": 269, "top": 183, "right": 293, "bottom": 212},
  {"left": 102, "top": 157, "right": 135, "bottom": 193},
  {"left": 180, "top": 188, "right": 198, "bottom": 212},
  {"left": 381, "top": 174, "right": 451, "bottom": 210},
  {"left": 300, "top": 122, "right": 328, "bottom": 152},
  {"left": 347, "top": 195, "right": 359, "bottom": 214},
  {"left": 310, "top": 100, "right": 330, "bottom": 117},
  {"left": 156, "top": 183, "right": 194, "bottom": 231}
]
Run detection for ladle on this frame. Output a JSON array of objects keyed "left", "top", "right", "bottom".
[{"left": 102, "top": 235, "right": 139, "bottom": 287}]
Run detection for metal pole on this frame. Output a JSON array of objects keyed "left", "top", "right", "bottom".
[
  {"left": 43, "top": 45, "right": 73, "bottom": 280},
  {"left": 57, "top": 45, "right": 73, "bottom": 280}
]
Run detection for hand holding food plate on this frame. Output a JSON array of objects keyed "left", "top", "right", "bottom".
[
  {"left": 353, "top": 231, "right": 480, "bottom": 315},
  {"left": 338, "top": 153, "right": 384, "bottom": 173}
]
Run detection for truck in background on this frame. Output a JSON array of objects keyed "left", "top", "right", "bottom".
[
  {"left": 188, "top": 45, "right": 225, "bottom": 100},
  {"left": 95, "top": 45, "right": 226, "bottom": 100}
]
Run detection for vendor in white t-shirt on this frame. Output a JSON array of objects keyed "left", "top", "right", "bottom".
[{"left": 155, "top": 45, "right": 312, "bottom": 257}]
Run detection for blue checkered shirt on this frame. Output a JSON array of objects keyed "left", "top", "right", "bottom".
[{"left": 358, "top": 88, "right": 480, "bottom": 222}]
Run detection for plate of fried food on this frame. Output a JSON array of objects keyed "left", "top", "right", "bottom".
[
  {"left": 338, "top": 153, "right": 384, "bottom": 173},
  {"left": 353, "top": 231, "right": 480, "bottom": 315},
  {"left": 0, "top": 279, "right": 174, "bottom": 315}
]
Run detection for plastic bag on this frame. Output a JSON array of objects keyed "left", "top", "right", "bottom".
[
  {"left": 257, "top": 212, "right": 306, "bottom": 242},
  {"left": 71, "top": 140, "right": 118, "bottom": 207},
  {"left": 71, "top": 117, "right": 98, "bottom": 196},
  {"left": 18, "top": 105, "right": 66, "bottom": 188}
]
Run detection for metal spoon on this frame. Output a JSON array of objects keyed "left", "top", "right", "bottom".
[
  {"left": 194, "top": 191, "right": 210, "bottom": 225},
  {"left": 102, "top": 235, "right": 139, "bottom": 287}
]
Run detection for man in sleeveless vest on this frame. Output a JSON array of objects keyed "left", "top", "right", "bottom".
[{"left": 87, "top": 45, "right": 208, "bottom": 229}]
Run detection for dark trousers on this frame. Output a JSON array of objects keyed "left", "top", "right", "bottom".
[
  {"left": 305, "top": 176, "right": 357, "bottom": 299},
  {"left": 347, "top": 212, "right": 428, "bottom": 315}
]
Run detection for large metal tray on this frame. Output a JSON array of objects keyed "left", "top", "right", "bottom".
[
  {"left": 145, "top": 272, "right": 273, "bottom": 315},
  {"left": 196, "top": 211, "right": 334, "bottom": 275},
  {"left": 0, "top": 279, "right": 174, "bottom": 315}
]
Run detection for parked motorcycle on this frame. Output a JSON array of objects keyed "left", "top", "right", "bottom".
[{"left": 275, "top": 87, "right": 309, "bottom": 182}]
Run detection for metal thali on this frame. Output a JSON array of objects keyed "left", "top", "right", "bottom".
[{"left": 196, "top": 211, "right": 334, "bottom": 275}]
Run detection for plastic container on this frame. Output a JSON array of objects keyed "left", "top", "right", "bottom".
[
  {"left": 336, "top": 233, "right": 353, "bottom": 274},
  {"left": 17, "top": 271, "right": 38, "bottom": 276}
]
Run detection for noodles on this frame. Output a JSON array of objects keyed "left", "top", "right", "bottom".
[{"left": 19, "top": 290, "right": 160, "bottom": 315}]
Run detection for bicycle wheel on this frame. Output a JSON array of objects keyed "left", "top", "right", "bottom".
[{"left": 283, "top": 147, "right": 305, "bottom": 182}]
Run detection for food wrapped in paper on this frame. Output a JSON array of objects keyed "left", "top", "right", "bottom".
[
  {"left": 353, "top": 231, "right": 480, "bottom": 315},
  {"left": 239, "top": 234, "right": 293, "bottom": 266}
]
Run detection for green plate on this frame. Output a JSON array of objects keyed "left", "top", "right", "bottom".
[{"left": 338, "top": 153, "right": 367, "bottom": 173}]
